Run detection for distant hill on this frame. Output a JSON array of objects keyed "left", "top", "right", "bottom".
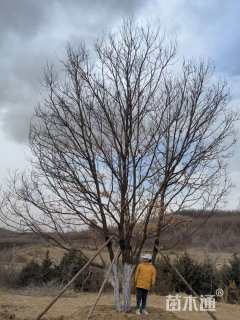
[
  {"left": 0, "top": 227, "right": 18, "bottom": 237},
  {"left": 0, "top": 210, "right": 240, "bottom": 252},
  {"left": 0, "top": 228, "right": 44, "bottom": 249}
]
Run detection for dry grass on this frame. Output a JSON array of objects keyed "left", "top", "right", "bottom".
[
  {"left": 165, "top": 248, "right": 233, "bottom": 269},
  {"left": 0, "top": 244, "right": 233, "bottom": 271},
  {"left": 0, "top": 290, "right": 240, "bottom": 320},
  {"left": 0, "top": 222, "right": 239, "bottom": 319},
  {"left": 0, "top": 290, "right": 179, "bottom": 320}
]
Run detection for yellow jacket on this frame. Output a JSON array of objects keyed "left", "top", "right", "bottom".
[{"left": 135, "top": 262, "right": 156, "bottom": 290}]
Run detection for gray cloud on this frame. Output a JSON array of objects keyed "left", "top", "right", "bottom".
[
  {"left": 0, "top": 0, "right": 240, "bottom": 208},
  {"left": 143, "top": 0, "right": 240, "bottom": 75},
  {"left": 1, "top": 0, "right": 240, "bottom": 141},
  {"left": 0, "top": 0, "right": 145, "bottom": 142},
  {"left": 183, "top": 1, "right": 240, "bottom": 75},
  {"left": 0, "top": 0, "right": 46, "bottom": 38}
]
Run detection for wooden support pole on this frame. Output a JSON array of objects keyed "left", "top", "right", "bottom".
[
  {"left": 36, "top": 236, "right": 114, "bottom": 320},
  {"left": 159, "top": 251, "right": 218, "bottom": 320},
  {"left": 87, "top": 247, "right": 121, "bottom": 319}
]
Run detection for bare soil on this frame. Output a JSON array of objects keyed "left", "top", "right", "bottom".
[{"left": 0, "top": 290, "right": 240, "bottom": 320}]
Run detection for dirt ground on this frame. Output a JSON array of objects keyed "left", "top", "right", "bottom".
[{"left": 0, "top": 290, "right": 240, "bottom": 320}]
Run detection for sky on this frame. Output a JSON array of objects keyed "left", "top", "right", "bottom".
[{"left": 0, "top": 0, "right": 239, "bottom": 209}]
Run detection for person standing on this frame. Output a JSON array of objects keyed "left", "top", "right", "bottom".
[{"left": 134, "top": 253, "right": 157, "bottom": 315}]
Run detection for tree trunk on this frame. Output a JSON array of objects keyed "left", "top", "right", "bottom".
[
  {"left": 122, "top": 263, "right": 134, "bottom": 312},
  {"left": 152, "top": 199, "right": 165, "bottom": 264},
  {"left": 111, "top": 263, "right": 122, "bottom": 312},
  {"left": 152, "top": 238, "right": 159, "bottom": 264},
  {"left": 110, "top": 263, "right": 134, "bottom": 312}
]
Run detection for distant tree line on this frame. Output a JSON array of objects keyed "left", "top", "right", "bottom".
[
  {"left": 17, "top": 250, "right": 105, "bottom": 292},
  {"left": 179, "top": 209, "right": 240, "bottom": 217},
  {"left": 5, "top": 250, "right": 238, "bottom": 304}
]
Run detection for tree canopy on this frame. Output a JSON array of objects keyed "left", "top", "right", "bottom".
[{"left": 0, "top": 21, "right": 237, "bottom": 265}]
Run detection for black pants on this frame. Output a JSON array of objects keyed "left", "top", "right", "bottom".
[{"left": 136, "top": 287, "right": 149, "bottom": 310}]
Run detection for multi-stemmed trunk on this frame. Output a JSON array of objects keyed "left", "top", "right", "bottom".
[
  {"left": 110, "top": 262, "right": 135, "bottom": 312},
  {"left": 122, "top": 263, "right": 134, "bottom": 312}
]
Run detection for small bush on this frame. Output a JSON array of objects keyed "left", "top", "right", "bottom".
[
  {"left": 155, "top": 252, "right": 220, "bottom": 295},
  {"left": 16, "top": 249, "right": 104, "bottom": 292},
  {"left": 155, "top": 256, "right": 175, "bottom": 294},
  {"left": 56, "top": 249, "right": 87, "bottom": 285},
  {"left": 221, "top": 254, "right": 240, "bottom": 287},
  {"left": 17, "top": 260, "right": 42, "bottom": 286},
  {"left": 17, "top": 250, "right": 55, "bottom": 287},
  {"left": 56, "top": 250, "right": 104, "bottom": 291},
  {"left": 173, "top": 252, "right": 201, "bottom": 294},
  {"left": 41, "top": 250, "right": 55, "bottom": 283},
  {"left": 194, "top": 258, "right": 220, "bottom": 295},
  {"left": 0, "top": 265, "right": 19, "bottom": 288}
]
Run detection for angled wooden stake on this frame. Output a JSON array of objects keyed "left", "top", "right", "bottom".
[
  {"left": 36, "top": 236, "right": 114, "bottom": 320},
  {"left": 159, "top": 251, "right": 218, "bottom": 320},
  {"left": 87, "top": 247, "right": 121, "bottom": 319}
]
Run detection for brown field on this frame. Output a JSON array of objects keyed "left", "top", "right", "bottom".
[
  {"left": 0, "top": 243, "right": 233, "bottom": 271},
  {"left": 1, "top": 212, "right": 240, "bottom": 319},
  {"left": 0, "top": 289, "right": 240, "bottom": 320}
]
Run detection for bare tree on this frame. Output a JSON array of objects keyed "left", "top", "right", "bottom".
[{"left": 0, "top": 20, "right": 236, "bottom": 311}]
